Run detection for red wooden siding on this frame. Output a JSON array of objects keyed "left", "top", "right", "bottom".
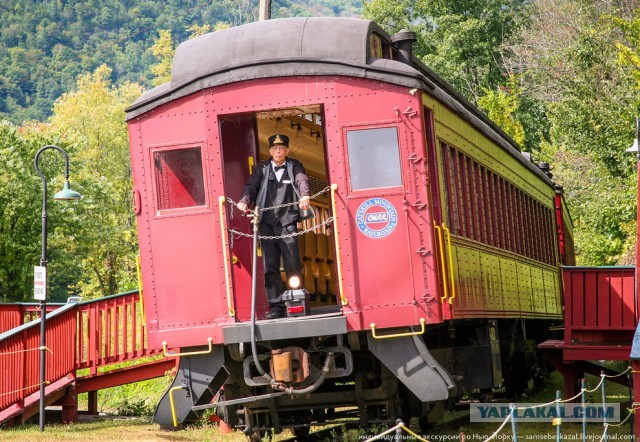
[{"left": 563, "top": 266, "right": 636, "bottom": 360}]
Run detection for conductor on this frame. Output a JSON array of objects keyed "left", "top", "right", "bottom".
[{"left": 237, "top": 134, "right": 311, "bottom": 319}]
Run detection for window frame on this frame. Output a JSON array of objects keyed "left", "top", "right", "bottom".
[
  {"left": 149, "top": 143, "right": 211, "bottom": 218},
  {"left": 343, "top": 124, "right": 405, "bottom": 196}
]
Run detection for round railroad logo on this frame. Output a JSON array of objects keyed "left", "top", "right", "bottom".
[{"left": 355, "top": 198, "right": 398, "bottom": 239}]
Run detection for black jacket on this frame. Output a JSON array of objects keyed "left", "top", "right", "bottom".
[{"left": 238, "top": 157, "right": 310, "bottom": 209}]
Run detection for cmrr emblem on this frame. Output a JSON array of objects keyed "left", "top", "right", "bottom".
[{"left": 356, "top": 198, "right": 398, "bottom": 239}]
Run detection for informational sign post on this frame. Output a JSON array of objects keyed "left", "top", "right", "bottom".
[{"left": 34, "top": 265, "right": 47, "bottom": 300}]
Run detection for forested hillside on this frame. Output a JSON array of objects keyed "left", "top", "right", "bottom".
[{"left": 0, "top": 0, "right": 361, "bottom": 123}]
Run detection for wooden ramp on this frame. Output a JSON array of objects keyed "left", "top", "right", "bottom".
[{"left": 0, "top": 292, "right": 170, "bottom": 426}]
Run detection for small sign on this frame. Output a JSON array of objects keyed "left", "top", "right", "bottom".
[
  {"left": 34, "top": 266, "right": 47, "bottom": 300},
  {"left": 355, "top": 198, "right": 398, "bottom": 239}
]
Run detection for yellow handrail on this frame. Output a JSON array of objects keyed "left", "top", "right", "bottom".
[
  {"left": 370, "top": 318, "right": 426, "bottom": 339},
  {"left": 443, "top": 225, "right": 456, "bottom": 305},
  {"left": 248, "top": 156, "right": 255, "bottom": 175},
  {"left": 169, "top": 385, "right": 185, "bottom": 427},
  {"left": 162, "top": 337, "right": 213, "bottom": 358},
  {"left": 433, "top": 222, "right": 449, "bottom": 303},
  {"left": 330, "top": 184, "right": 348, "bottom": 306},
  {"left": 218, "top": 196, "right": 236, "bottom": 317},
  {"left": 136, "top": 255, "right": 146, "bottom": 328}
]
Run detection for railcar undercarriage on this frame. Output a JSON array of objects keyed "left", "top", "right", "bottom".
[{"left": 152, "top": 317, "right": 556, "bottom": 438}]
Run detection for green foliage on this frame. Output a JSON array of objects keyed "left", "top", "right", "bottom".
[
  {"left": 511, "top": 1, "right": 639, "bottom": 265},
  {"left": 95, "top": 357, "right": 173, "bottom": 416},
  {"left": 363, "top": 0, "right": 530, "bottom": 103},
  {"left": 478, "top": 75, "right": 526, "bottom": 147},
  {"left": 150, "top": 30, "right": 174, "bottom": 86},
  {"left": 46, "top": 65, "right": 144, "bottom": 299},
  {"left": 0, "top": 122, "right": 43, "bottom": 301},
  {"left": 0, "top": 0, "right": 361, "bottom": 125}
]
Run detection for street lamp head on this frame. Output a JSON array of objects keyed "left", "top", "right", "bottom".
[{"left": 53, "top": 179, "right": 82, "bottom": 201}]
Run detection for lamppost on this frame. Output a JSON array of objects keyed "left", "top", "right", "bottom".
[{"left": 34, "top": 145, "right": 81, "bottom": 431}]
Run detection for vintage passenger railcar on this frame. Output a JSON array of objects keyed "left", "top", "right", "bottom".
[{"left": 125, "top": 17, "right": 574, "bottom": 437}]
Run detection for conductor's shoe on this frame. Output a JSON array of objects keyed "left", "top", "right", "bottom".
[{"left": 266, "top": 305, "right": 286, "bottom": 319}]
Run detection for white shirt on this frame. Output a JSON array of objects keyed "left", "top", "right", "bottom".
[{"left": 271, "top": 161, "right": 286, "bottom": 182}]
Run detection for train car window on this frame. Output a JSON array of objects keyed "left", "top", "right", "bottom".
[
  {"left": 153, "top": 147, "right": 206, "bottom": 210},
  {"left": 346, "top": 127, "right": 402, "bottom": 190},
  {"left": 369, "top": 33, "right": 397, "bottom": 60},
  {"left": 441, "top": 142, "right": 459, "bottom": 233}
]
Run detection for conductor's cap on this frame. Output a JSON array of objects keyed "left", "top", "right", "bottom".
[{"left": 269, "top": 134, "right": 289, "bottom": 148}]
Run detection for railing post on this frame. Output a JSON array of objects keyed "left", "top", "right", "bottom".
[
  {"left": 510, "top": 403, "right": 518, "bottom": 442},
  {"left": 601, "top": 370, "right": 607, "bottom": 442},
  {"left": 555, "top": 390, "right": 561, "bottom": 442},
  {"left": 581, "top": 378, "right": 587, "bottom": 442},
  {"left": 88, "top": 306, "right": 98, "bottom": 376}
]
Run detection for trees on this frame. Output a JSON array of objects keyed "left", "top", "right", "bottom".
[
  {"left": 150, "top": 30, "right": 174, "bottom": 86},
  {"left": 507, "top": 0, "right": 639, "bottom": 265},
  {"left": 47, "top": 65, "right": 144, "bottom": 298},
  {"left": 0, "top": 66, "right": 144, "bottom": 302},
  {"left": 0, "top": 122, "right": 43, "bottom": 301},
  {"left": 364, "top": 0, "right": 638, "bottom": 265},
  {"left": 0, "top": 0, "right": 361, "bottom": 124},
  {"left": 363, "top": 0, "right": 530, "bottom": 103}
]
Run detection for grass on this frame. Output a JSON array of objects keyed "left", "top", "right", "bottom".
[
  {"left": 1, "top": 369, "right": 637, "bottom": 441},
  {"left": 0, "top": 417, "right": 247, "bottom": 441}
]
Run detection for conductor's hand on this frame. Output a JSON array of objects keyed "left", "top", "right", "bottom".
[
  {"left": 237, "top": 202, "right": 248, "bottom": 213},
  {"left": 299, "top": 196, "right": 310, "bottom": 210}
]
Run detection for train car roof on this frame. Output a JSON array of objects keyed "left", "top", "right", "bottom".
[{"left": 125, "top": 17, "right": 554, "bottom": 187}]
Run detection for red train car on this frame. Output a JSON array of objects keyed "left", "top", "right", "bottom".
[{"left": 126, "top": 17, "right": 573, "bottom": 437}]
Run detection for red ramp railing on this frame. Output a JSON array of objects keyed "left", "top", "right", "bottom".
[
  {"left": 0, "top": 291, "right": 167, "bottom": 425},
  {"left": 562, "top": 266, "right": 636, "bottom": 360}
]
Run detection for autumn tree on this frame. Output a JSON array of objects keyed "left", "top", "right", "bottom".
[
  {"left": 150, "top": 30, "right": 175, "bottom": 86},
  {"left": 478, "top": 75, "right": 526, "bottom": 147},
  {"left": 0, "top": 122, "right": 46, "bottom": 301},
  {"left": 46, "top": 65, "right": 144, "bottom": 298},
  {"left": 363, "top": 0, "right": 530, "bottom": 104},
  {"left": 508, "top": 0, "right": 639, "bottom": 265}
]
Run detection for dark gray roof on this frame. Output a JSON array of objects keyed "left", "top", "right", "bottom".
[
  {"left": 125, "top": 17, "right": 553, "bottom": 187},
  {"left": 125, "top": 17, "right": 427, "bottom": 119}
]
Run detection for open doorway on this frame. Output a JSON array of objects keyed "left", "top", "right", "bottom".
[{"left": 220, "top": 105, "right": 339, "bottom": 320}]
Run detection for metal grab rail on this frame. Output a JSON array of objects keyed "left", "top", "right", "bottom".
[
  {"left": 442, "top": 225, "right": 457, "bottom": 305},
  {"left": 218, "top": 195, "right": 236, "bottom": 318},
  {"left": 433, "top": 222, "right": 449, "bottom": 303},
  {"left": 433, "top": 222, "right": 457, "bottom": 306},
  {"left": 162, "top": 337, "right": 213, "bottom": 358},
  {"left": 169, "top": 385, "right": 186, "bottom": 427},
  {"left": 369, "top": 318, "right": 426, "bottom": 339},
  {"left": 135, "top": 255, "right": 147, "bottom": 328},
  {"left": 330, "top": 184, "right": 348, "bottom": 306}
]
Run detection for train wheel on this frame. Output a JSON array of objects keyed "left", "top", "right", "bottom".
[
  {"left": 292, "top": 426, "right": 311, "bottom": 439},
  {"left": 248, "top": 431, "right": 273, "bottom": 441}
]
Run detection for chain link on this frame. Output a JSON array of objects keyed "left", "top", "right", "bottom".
[
  {"left": 230, "top": 217, "right": 334, "bottom": 241},
  {"left": 225, "top": 186, "right": 331, "bottom": 213},
  {"left": 224, "top": 186, "right": 332, "bottom": 241}
]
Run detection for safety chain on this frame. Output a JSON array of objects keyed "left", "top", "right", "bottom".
[
  {"left": 0, "top": 380, "right": 50, "bottom": 397},
  {"left": 226, "top": 186, "right": 331, "bottom": 215},
  {"left": 230, "top": 217, "right": 334, "bottom": 241},
  {"left": 225, "top": 186, "right": 332, "bottom": 244},
  {"left": 0, "top": 345, "right": 52, "bottom": 357}
]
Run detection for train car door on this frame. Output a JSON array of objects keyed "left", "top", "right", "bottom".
[
  {"left": 219, "top": 114, "right": 269, "bottom": 321},
  {"left": 341, "top": 122, "right": 433, "bottom": 329}
]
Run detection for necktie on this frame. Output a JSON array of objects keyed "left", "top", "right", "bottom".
[{"left": 274, "top": 165, "right": 285, "bottom": 171}]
